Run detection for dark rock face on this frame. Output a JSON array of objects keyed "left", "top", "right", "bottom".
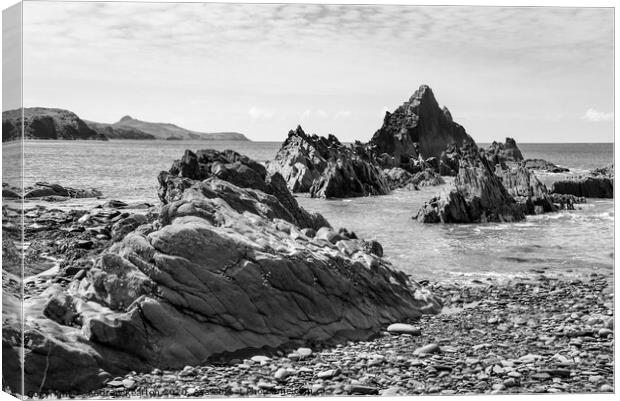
[
  {"left": 548, "top": 193, "right": 586, "bottom": 210},
  {"left": 551, "top": 177, "right": 613, "bottom": 198},
  {"left": 551, "top": 164, "right": 613, "bottom": 199},
  {"left": 523, "top": 159, "right": 569, "bottom": 173},
  {"left": 269, "top": 126, "right": 391, "bottom": 199},
  {"left": 494, "top": 165, "right": 556, "bottom": 215},
  {"left": 308, "top": 151, "right": 391, "bottom": 199},
  {"left": 369, "top": 85, "right": 474, "bottom": 168},
  {"left": 6, "top": 150, "right": 442, "bottom": 394},
  {"left": 486, "top": 138, "right": 524, "bottom": 166},
  {"left": 415, "top": 146, "right": 525, "bottom": 223},
  {"left": 2, "top": 108, "right": 107, "bottom": 141}
]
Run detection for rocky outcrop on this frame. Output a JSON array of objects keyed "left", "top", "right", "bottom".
[
  {"left": 308, "top": 151, "right": 391, "bottom": 199},
  {"left": 522, "top": 159, "right": 569, "bottom": 173},
  {"left": 369, "top": 85, "right": 474, "bottom": 169},
  {"left": 486, "top": 138, "right": 524, "bottom": 166},
  {"left": 266, "top": 126, "right": 332, "bottom": 192},
  {"left": 2, "top": 108, "right": 108, "bottom": 142},
  {"left": 5, "top": 150, "right": 442, "bottom": 395},
  {"left": 494, "top": 165, "right": 556, "bottom": 215},
  {"left": 22, "top": 182, "right": 103, "bottom": 200},
  {"left": 158, "top": 149, "right": 329, "bottom": 230},
  {"left": 384, "top": 167, "right": 444, "bottom": 190},
  {"left": 415, "top": 145, "right": 525, "bottom": 223},
  {"left": 551, "top": 164, "right": 613, "bottom": 198},
  {"left": 551, "top": 177, "right": 613, "bottom": 198},
  {"left": 269, "top": 126, "right": 391, "bottom": 199}
]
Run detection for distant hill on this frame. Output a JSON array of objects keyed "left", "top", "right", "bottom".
[
  {"left": 2, "top": 108, "right": 107, "bottom": 142},
  {"left": 2, "top": 108, "right": 250, "bottom": 142},
  {"left": 86, "top": 115, "right": 250, "bottom": 141}
]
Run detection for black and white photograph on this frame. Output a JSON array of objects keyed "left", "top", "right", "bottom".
[{"left": 1, "top": 0, "right": 615, "bottom": 398}]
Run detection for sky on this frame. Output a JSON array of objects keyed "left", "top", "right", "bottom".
[{"left": 10, "top": 1, "right": 615, "bottom": 142}]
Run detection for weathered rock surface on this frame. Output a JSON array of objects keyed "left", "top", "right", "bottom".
[
  {"left": 369, "top": 85, "right": 474, "bottom": 168},
  {"left": 384, "top": 168, "right": 445, "bottom": 190},
  {"left": 522, "top": 159, "right": 569, "bottom": 173},
  {"left": 415, "top": 146, "right": 525, "bottom": 223},
  {"left": 266, "top": 126, "right": 331, "bottom": 192},
  {"left": 6, "top": 150, "right": 441, "bottom": 394},
  {"left": 486, "top": 138, "right": 524, "bottom": 166},
  {"left": 2, "top": 108, "right": 107, "bottom": 142},
  {"left": 308, "top": 151, "right": 390, "bottom": 198},
  {"left": 495, "top": 165, "right": 556, "bottom": 215},
  {"left": 20, "top": 182, "right": 103, "bottom": 200},
  {"left": 158, "top": 148, "right": 328, "bottom": 230},
  {"left": 551, "top": 165, "right": 613, "bottom": 198},
  {"left": 269, "top": 126, "right": 391, "bottom": 198}
]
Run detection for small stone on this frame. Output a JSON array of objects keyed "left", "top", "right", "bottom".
[
  {"left": 345, "top": 384, "right": 379, "bottom": 395},
  {"left": 251, "top": 355, "right": 271, "bottom": 364},
  {"left": 413, "top": 343, "right": 440, "bottom": 355},
  {"left": 600, "top": 384, "right": 613, "bottom": 392},
  {"left": 107, "top": 380, "right": 124, "bottom": 387},
  {"left": 387, "top": 323, "right": 421, "bottom": 336},
  {"left": 317, "top": 368, "right": 340, "bottom": 379},
  {"left": 274, "top": 368, "right": 290, "bottom": 381},
  {"left": 296, "top": 347, "right": 312, "bottom": 357},
  {"left": 518, "top": 354, "right": 542, "bottom": 363},
  {"left": 589, "top": 375, "right": 603, "bottom": 383},
  {"left": 122, "top": 379, "right": 136, "bottom": 390},
  {"left": 503, "top": 378, "right": 518, "bottom": 388},
  {"left": 598, "top": 328, "right": 613, "bottom": 338},
  {"left": 257, "top": 381, "right": 276, "bottom": 390},
  {"left": 531, "top": 372, "right": 551, "bottom": 380}
]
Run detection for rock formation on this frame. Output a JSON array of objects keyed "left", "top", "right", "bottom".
[
  {"left": 2, "top": 108, "right": 108, "bottom": 142},
  {"left": 494, "top": 165, "right": 556, "bottom": 215},
  {"left": 551, "top": 176, "right": 613, "bottom": 198},
  {"left": 369, "top": 85, "right": 474, "bottom": 169},
  {"left": 4, "top": 149, "right": 442, "bottom": 394},
  {"left": 384, "top": 167, "right": 445, "bottom": 191},
  {"left": 522, "top": 159, "right": 569, "bottom": 173},
  {"left": 486, "top": 138, "right": 524, "bottom": 166},
  {"left": 269, "top": 126, "right": 391, "bottom": 199},
  {"left": 415, "top": 145, "right": 525, "bottom": 223},
  {"left": 266, "top": 126, "right": 332, "bottom": 192}
]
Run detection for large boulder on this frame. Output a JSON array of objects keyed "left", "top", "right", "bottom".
[
  {"left": 6, "top": 152, "right": 442, "bottom": 395},
  {"left": 415, "top": 145, "right": 525, "bottom": 223},
  {"left": 2, "top": 108, "right": 107, "bottom": 142},
  {"left": 486, "top": 137, "right": 524, "bottom": 166},
  {"left": 551, "top": 164, "right": 613, "bottom": 198},
  {"left": 23, "top": 182, "right": 102, "bottom": 200},
  {"left": 369, "top": 85, "right": 474, "bottom": 168}
]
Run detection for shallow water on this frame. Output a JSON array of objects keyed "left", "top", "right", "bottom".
[{"left": 5, "top": 139, "right": 615, "bottom": 282}]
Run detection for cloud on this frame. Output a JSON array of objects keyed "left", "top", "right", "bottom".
[
  {"left": 335, "top": 110, "right": 352, "bottom": 119},
  {"left": 248, "top": 106, "right": 274, "bottom": 120},
  {"left": 581, "top": 108, "right": 614, "bottom": 122}
]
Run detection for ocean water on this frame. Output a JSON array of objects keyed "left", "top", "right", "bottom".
[{"left": 4, "top": 140, "right": 614, "bottom": 282}]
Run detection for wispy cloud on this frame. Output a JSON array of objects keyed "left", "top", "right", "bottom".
[
  {"left": 248, "top": 106, "right": 274, "bottom": 120},
  {"left": 581, "top": 108, "right": 614, "bottom": 122}
]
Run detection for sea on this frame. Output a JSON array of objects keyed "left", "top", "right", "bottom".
[{"left": 2, "top": 140, "right": 614, "bottom": 283}]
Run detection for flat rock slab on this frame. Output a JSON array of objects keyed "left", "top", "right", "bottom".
[{"left": 387, "top": 323, "right": 421, "bottom": 335}]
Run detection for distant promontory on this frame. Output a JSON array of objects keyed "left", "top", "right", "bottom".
[{"left": 2, "top": 108, "right": 250, "bottom": 142}]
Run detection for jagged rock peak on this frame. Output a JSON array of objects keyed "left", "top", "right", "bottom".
[{"left": 369, "top": 84, "right": 474, "bottom": 168}]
